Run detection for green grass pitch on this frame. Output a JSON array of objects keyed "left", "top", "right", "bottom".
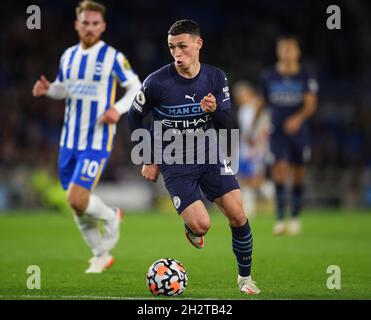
[{"left": 0, "top": 208, "right": 370, "bottom": 300}]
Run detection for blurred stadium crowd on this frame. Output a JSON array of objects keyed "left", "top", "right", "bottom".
[{"left": 1, "top": 0, "right": 371, "bottom": 209}]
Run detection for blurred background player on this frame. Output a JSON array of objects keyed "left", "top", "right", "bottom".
[
  {"left": 32, "top": 0, "right": 141, "bottom": 272},
  {"left": 232, "top": 81, "right": 272, "bottom": 218},
  {"left": 128, "top": 20, "right": 261, "bottom": 295},
  {"left": 258, "top": 35, "right": 318, "bottom": 235}
]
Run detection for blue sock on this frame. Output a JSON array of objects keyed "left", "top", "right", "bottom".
[
  {"left": 275, "top": 183, "right": 286, "bottom": 221},
  {"left": 291, "top": 185, "right": 303, "bottom": 218},
  {"left": 231, "top": 222, "right": 253, "bottom": 277}
]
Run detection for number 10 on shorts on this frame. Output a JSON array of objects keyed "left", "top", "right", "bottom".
[{"left": 81, "top": 159, "right": 100, "bottom": 178}]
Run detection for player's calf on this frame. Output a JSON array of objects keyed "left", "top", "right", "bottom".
[
  {"left": 180, "top": 200, "right": 210, "bottom": 249},
  {"left": 67, "top": 184, "right": 90, "bottom": 216},
  {"left": 102, "top": 207, "right": 123, "bottom": 251}
]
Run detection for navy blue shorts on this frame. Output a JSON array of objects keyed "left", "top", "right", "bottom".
[
  {"left": 58, "top": 147, "right": 111, "bottom": 191},
  {"left": 270, "top": 130, "right": 310, "bottom": 165},
  {"left": 160, "top": 163, "right": 240, "bottom": 214}
]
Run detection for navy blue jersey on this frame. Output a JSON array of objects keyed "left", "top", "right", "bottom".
[
  {"left": 129, "top": 63, "right": 231, "bottom": 172},
  {"left": 261, "top": 66, "right": 318, "bottom": 132}
]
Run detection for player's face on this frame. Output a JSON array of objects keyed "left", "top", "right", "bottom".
[
  {"left": 75, "top": 10, "right": 106, "bottom": 48},
  {"left": 276, "top": 40, "right": 301, "bottom": 63},
  {"left": 234, "top": 88, "right": 255, "bottom": 106},
  {"left": 168, "top": 33, "right": 203, "bottom": 70}
]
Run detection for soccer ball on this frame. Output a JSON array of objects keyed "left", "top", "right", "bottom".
[{"left": 146, "top": 258, "right": 188, "bottom": 296}]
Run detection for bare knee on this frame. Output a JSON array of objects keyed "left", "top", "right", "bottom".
[
  {"left": 67, "top": 190, "right": 89, "bottom": 216},
  {"left": 228, "top": 211, "right": 247, "bottom": 227},
  {"left": 272, "top": 161, "right": 289, "bottom": 184},
  {"left": 215, "top": 189, "right": 247, "bottom": 227},
  {"left": 181, "top": 200, "right": 210, "bottom": 236},
  {"left": 187, "top": 217, "right": 211, "bottom": 236},
  {"left": 195, "top": 220, "right": 210, "bottom": 236}
]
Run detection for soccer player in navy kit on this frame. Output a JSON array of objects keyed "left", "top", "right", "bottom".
[
  {"left": 128, "top": 20, "right": 260, "bottom": 294},
  {"left": 259, "top": 35, "right": 318, "bottom": 235}
]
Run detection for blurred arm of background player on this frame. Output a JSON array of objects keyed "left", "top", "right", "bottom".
[
  {"left": 32, "top": 75, "right": 67, "bottom": 100},
  {"left": 248, "top": 90, "right": 317, "bottom": 140},
  {"left": 32, "top": 74, "right": 141, "bottom": 125},
  {"left": 99, "top": 76, "right": 141, "bottom": 124},
  {"left": 284, "top": 92, "right": 317, "bottom": 135}
]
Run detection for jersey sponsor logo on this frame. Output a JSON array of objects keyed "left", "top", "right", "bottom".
[
  {"left": 161, "top": 114, "right": 211, "bottom": 129},
  {"left": 185, "top": 93, "right": 196, "bottom": 103},
  {"left": 67, "top": 83, "right": 98, "bottom": 97},
  {"left": 171, "top": 128, "right": 206, "bottom": 135},
  {"left": 268, "top": 81, "right": 305, "bottom": 106},
  {"left": 269, "top": 92, "right": 303, "bottom": 106},
  {"left": 173, "top": 196, "right": 181, "bottom": 209}
]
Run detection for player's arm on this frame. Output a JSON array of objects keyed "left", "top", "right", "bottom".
[
  {"left": 200, "top": 71, "right": 232, "bottom": 129},
  {"left": 100, "top": 52, "right": 142, "bottom": 124},
  {"left": 127, "top": 83, "right": 152, "bottom": 132},
  {"left": 127, "top": 78, "right": 159, "bottom": 182},
  {"left": 284, "top": 78, "right": 318, "bottom": 135},
  {"left": 32, "top": 55, "right": 67, "bottom": 100}
]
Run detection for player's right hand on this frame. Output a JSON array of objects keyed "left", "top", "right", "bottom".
[
  {"left": 141, "top": 164, "right": 160, "bottom": 183},
  {"left": 200, "top": 93, "right": 217, "bottom": 113},
  {"left": 32, "top": 75, "right": 50, "bottom": 97}
]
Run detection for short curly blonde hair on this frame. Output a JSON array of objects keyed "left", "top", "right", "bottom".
[{"left": 75, "top": 1, "right": 106, "bottom": 19}]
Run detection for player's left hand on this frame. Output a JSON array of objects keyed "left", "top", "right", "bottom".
[
  {"left": 200, "top": 93, "right": 217, "bottom": 113},
  {"left": 284, "top": 115, "right": 303, "bottom": 135},
  {"left": 99, "top": 107, "right": 121, "bottom": 125}
]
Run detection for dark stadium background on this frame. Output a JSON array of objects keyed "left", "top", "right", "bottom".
[{"left": 1, "top": 0, "right": 371, "bottom": 211}]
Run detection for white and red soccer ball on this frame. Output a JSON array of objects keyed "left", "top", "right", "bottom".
[{"left": 146, "top": 258, "right": 188, "bottom": 296}]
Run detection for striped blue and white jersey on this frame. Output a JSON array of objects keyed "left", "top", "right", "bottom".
[{"left": 54, "top": 40, "right": 139, "bottom": 151}]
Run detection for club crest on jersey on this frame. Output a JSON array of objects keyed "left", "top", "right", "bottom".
[
  {"left": 173, "top": 196, "right": 181, "bottom": 209},
  {"left": 95, "top": 62, "right": 103, "bottom": 75}
]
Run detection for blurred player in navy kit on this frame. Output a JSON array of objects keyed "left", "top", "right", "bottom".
[
  {"left": 258, "top": 35, "right": 318, "bottom": 235},
  {"left": 128, "top": 20, "right": 260, "bottom": 294}
]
